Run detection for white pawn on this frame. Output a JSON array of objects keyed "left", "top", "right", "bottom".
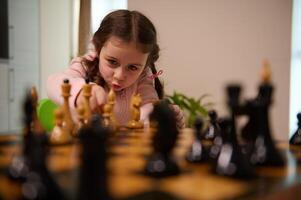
[{"left": 50, "top": 107, "right": 73, "bottom": 145}]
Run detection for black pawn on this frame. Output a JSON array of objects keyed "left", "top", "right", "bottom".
[
  {"left": 209, "top": 118, "right": 227, "bottom": 160},
  {"left": 186, "top": 117, "right": 208, "bottom": 163},
  {"left": 78, "top": 114, "right": 110, "bottom": 200},
  {"left": 289, "top": 113, "right": 301, "bottom": 145},
  {"left": 145, "top": 101, "right": 180, "bottom": 177},
  {"left": 213, "top": 118, "right": 255, "bottom": 179},
  {"left": 204, "top": 110, "right": 220, "bottom": 140}
]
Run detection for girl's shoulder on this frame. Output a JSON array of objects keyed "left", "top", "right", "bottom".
[
  {"left": 66, "top": 56, "right": 87, "bottom": 77},
  {"left": 69, "top": 56, "right": 85, "bottom": 69}
]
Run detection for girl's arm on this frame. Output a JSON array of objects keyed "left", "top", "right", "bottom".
[
  {"left": 136, "top": 68, "right": 185, "bottom": 129},
  {"left": 46, "top": 58, "right": 86, "bottom": 109},
  {"left": 140, "top": 103, "right": 154, "bottom": 126},
  {"left": 47, "top": 56, "right": 106, "bottom": 112},
  {"left": 136, "top": 68, "right": 158, "bottom": 125}
]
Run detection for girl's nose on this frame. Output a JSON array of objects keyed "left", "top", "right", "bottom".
[{"left": 113, "top": 67, "right": 126, "bottom": 81}]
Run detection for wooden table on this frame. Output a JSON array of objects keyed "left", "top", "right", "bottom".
[{"left": 1, "top": 129, "right": 301, "bottom": 200}]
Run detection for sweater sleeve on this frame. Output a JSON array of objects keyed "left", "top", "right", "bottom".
[
  {"left": 136, "top": 68, "right": 159, "bottom": 106},
  {"left": 46, "top": 57, "right": 87, "bottom": 109}
]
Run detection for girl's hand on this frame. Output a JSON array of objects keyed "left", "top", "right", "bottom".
[
  {"left": 76, "top": 84, "right": 106, "bottom": 114},
  {"left": 170, "top": 104, "right": 186, "bottom": 129}
]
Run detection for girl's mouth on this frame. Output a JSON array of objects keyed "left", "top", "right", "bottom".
[{"left": 112, "top": 83, "right": 122, "bottom": 90}]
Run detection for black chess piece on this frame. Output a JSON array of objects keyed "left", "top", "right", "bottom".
[
  {"left": 213, "top": 118, "right": 255, "bottom": 179},
  {"left": 247, "top": 83, "right": 285, "bottom": 166},
  {"left": 226, "top": 84, "right": 242, "bottom": 138},
  {"left": 8, "top": 90, "right": 65, "bottom": 200},
  {"left": 240, "top": 100, "right": 258, "bottom": 143},
  {"left": 7, "top": 92, "right": 35, "bottom": 182},
  {"left": 289, "top": 113, "right": 301, "bottom": 145},
  {"left": 145, "top": 101, "right": 180, "bottom": 177},
  {"left": 25, "top": 129, "right": 65, "bottom": 200},
  {"left": 186, "top": 117, "right": 208, "bottom": 163},
  {"left": 78, "top": 114, "right": 110, "bottom": 200},
  {"left": 209, "top": 118, "right": 227, "bottom": 160},
  {"left": 204, "top": 110, "right": 220, "bottom": 140}
]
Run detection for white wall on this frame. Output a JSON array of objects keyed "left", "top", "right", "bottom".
[
  {"left": 40, "top": 0, "right": 72, "bottom": 98},
  {"left": 129, "top": 0, "right": 292, "bottom": 140}
]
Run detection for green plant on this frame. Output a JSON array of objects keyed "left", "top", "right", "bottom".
[{"left": 166, "top": 91, "right": 213, "bottom": 127}]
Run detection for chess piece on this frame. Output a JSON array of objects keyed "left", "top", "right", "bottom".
[
  {"left": 213, "top": 118, "right": 255, "bottom": 179},
  {"left": 236, "top": 61, "right": 272, "bottom": 143},
  {"left": 248, "top": 86, "right": 285, "bottom": 166},
  {"left": 50, "top": 107, "right": 73, "bottom": 145},
  {"left": 72, "top": 104, "right": 86, "bottom": 137},
  {"left": 289, "top": 113, "right": 301, "bottom": 145},
  {"left": 82, "top": 78, "right": 92, "bottom": 121},
  {"left": 61, "top": 79, "right": 75, "bottom": 134},
  {"left": 226, "top": 84, "right": 242, "bottom": 143},
  {"left": 8, "top": 89, "right": 65, "bottom": 200},
  {"left": 103, "top": 103, "right": 112, "bottom": 127},
  {"left": 102, "top": 88, "right": 118, "bottom": 129},
  {"left": 204, "top": 110, "right": 220, "bottom": 140},
  {"left": 145, "top": 101, "right": 180, "bottom": 177},
  {"left": 209, "top": 118, "right": 225, "bottom": 160},
  {"left": 78, "top": 114, "right": 110, "bottom": 200},
  {"left": 211, "top": 83, "right": 255, "bottom": 179},
  {"left": 186, "top": 117, "right": 208, "bottom": 163},
  {"left": 126, "top": 93, "right": 144, "bottom": 129},
  {"left": 30, "top": 86, "right": 39, "bottom": 119},
  {"left": 8, "top": 90, "right": 35, "bottom": 182},
  {"left": 240, "top": 99, "right": 257, "bottom": 143},
  {"left": 25, "top": 124, "right": 65, "bottom": 200},
  {"left": 247, "top": 61, "right": 285, "bottom": 166}
]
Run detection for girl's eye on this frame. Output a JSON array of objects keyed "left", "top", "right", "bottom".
[
  {"left": 107, "top": 59, "right": 118, "bottom": 66},
  {"left": 128, "top": 65, "right": 138, "bottom": 71}
]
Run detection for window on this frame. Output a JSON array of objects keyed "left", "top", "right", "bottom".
[
  {"left": 91, "top": 0, "right": 127, "bottom": 33},
  {"left": 290, "top": 0, "right": 301, "bottom": 137}
]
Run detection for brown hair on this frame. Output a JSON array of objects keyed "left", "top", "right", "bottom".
[{"left": 83, "top": 10, "right": 164, "bottom": 99}]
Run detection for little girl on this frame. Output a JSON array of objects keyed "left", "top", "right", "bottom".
[{"left": 47, "top": 10, "right": 185, "bottom": 128}]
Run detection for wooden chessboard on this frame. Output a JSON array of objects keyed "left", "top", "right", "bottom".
[{"left": 1, "top": 129, "right": 301, "bottom": 200}]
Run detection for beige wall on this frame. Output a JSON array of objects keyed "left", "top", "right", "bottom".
[
  {"left": 40, "top": 0, "right": 72, "bottom": 98},
  {"left": 129, "top": 0, "right": 292, "bottom": 140}
]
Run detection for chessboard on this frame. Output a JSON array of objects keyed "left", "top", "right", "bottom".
[
  {"left": 1, "top": 61, "right": 301, "bottom": 200},
  {"left": 1, "top": 129, "right": 301, "bottom": 200}
]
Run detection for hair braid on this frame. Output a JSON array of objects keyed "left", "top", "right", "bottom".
[{"left": 148, "top": 44, "right": 164, "bottom": 99}]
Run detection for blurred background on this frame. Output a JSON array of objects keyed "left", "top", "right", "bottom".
[{"left": 0, "top": 0, "right": 300, "bottom": 141}]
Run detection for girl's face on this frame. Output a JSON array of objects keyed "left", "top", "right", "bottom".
[{"left": 98, "top": 36, "right": 149, "bottom": 91}]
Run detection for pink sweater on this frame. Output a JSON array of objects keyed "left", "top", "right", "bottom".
[{"left": 46, "top": 57, "right": 159, "bottom": 126}]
